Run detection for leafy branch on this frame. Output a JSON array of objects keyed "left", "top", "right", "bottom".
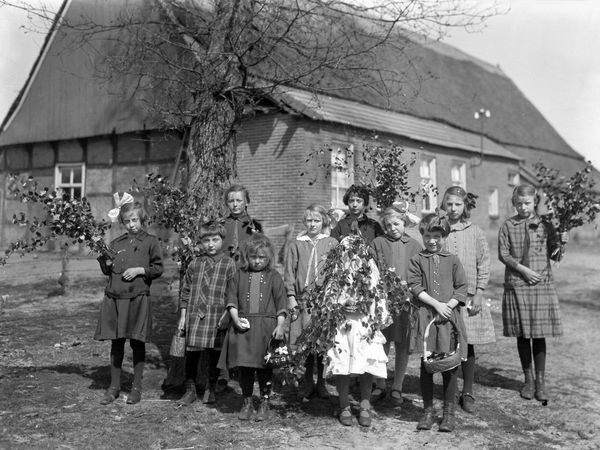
[
  {"left": 535, "top": 161, "right": 600, "bottom": 260},
  {"left": 0, "top": 176, "right": 112, "bottom": 266}
]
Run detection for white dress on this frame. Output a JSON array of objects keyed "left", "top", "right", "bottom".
[{"left": 325, "top": 255, "right": 389, "bottom": 378}]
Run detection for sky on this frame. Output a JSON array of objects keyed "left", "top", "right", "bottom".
[{"left": 1, "top": 0, "right": 599, "bottom": 169}]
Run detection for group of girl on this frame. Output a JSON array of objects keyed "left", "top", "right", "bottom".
[{"left": 93, "top": 181, "right": 567, "bottom": 433}]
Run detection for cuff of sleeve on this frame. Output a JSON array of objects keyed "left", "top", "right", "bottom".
[
  {"left": 276, "top": 308, "right": 288, "bottom": 317},
  {"left": 411, "top": 286, "right": 425, "bottom": 297}
]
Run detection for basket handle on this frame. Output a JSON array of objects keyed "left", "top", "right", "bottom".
[{"left": 423, "top": 316, "right": 459, "bottom": 361}]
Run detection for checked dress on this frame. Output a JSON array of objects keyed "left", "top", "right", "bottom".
[
  {"left": 498, "top": 215, "right": 563, "bottom": 338},
  {"left": 179, "top": 252, "right": 236, "bottom": 350}
]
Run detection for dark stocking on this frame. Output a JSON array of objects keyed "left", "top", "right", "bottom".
[
  {"left": 130, "top": 339, "right": 145, "bottom": 390},
  {"left": 517, "top": 337, "right": 532, "bottom": 371},
  {"left": 206, "top": 349, "right": 221, "bottom": 389},
  {"left": 336, "top": 375, "right": 351, "bottom": 410},
  {"left": 442, "top": 367, "right": 458, "bottom": 404},
  {"left": 184, "top": 351, "right": 201, "bottom": 382},
  {"left": 461, "top": 344, "right": 476, "bottom": 394},
  {"left": 532, "top": 338, "right": 546, "bottom": 372},
  {"left": 257, "top": 367, "right": 273, "bottom": 397},
  {"left": 109, "top": 338, "right": 126, "bottom": 389},
  {"left": 238, "top": 367, "right": 255, "bottom": 398},
  {"left": 420, "top": 361, "right": 434, "bottom": 408}
]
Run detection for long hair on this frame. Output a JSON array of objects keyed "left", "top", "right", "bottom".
[
  {"left": 240, "top": 233, "right": 275, "bottom": 271},
  {"left": 440, "top": 186, "right": 477, "bottom": 220}
]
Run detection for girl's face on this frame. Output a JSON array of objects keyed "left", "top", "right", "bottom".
[
  {"left": 347, "top": 195, "right": 366, "bottom": 217},
  {"left": 304, "top": 212, "right": 324, "bottom": 238},
  {"left": 200, "top": 235, "right": 223, "bottom": 256},
  {"left": 383, "top": 214, "right": 405, "bottom": 240},
  {"left": 513, "top": 195, "right": 536, "bottom": 219},
  {"left": 227, "top": 191, "right": 247, "bottom": 217},
  {"left": 423, "top": 230, "right": 445, "bottom": 254},
  {"left": 248, "top": 249, "right": 269, "bottom": 272},
  {"left": 443, "top": 194, "right": 465, "bottom": 223},
  {"left": 122, "top": 210, "right": 142, "bottom": 234}
]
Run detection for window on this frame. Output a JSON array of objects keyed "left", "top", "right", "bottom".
[
  {"left": 508, "top": 171, "right": 520, "bottom": 187},
  {"left": 55, "top": 163, "right": 85, "bottom": 199},
  {"left": 420, "top": 156, "right": 437, "bottom": 212},
  {"left": 488, "top": 187, "right": 499, "bottom": 218},
  {"left": 331, "top": 144, "right": 354, "bottom": 208},
  {"left": 451, "top": 162, "right": 467, "bottom": 189}
]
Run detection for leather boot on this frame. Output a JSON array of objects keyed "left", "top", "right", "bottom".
[
  {"left": 520, "top": 368, "right": 534, "bottom": 400},
  {"left": 255, "top": 396, "right": 270, "bottom": 422},
  {"left": 535, "top": 371, "right": 548, "bottom": 402},
  {"left": 178, "top": 380, "right": 197, "bottom": 406},
  {"left": 416, "top": 407, "right": 435, "bottom": 430},
  {"left": 438, "top": 401, "right": 456, "bottom": 432},
  {"left": 238, "top": 397, "right": 254, "bottom": 421}
]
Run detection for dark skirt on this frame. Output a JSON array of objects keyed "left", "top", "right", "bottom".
[
  {"left": 218, "top": 314, "right": 277, "bottom": 370},
  {"left": 382, "top": 309, "right": 412, "bottom": 348},
  {"left": 94, "top": 294, "right": 152, "bottom": 342}
]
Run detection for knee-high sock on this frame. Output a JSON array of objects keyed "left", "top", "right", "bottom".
[{"left": 359, "top": 373, "right": 373, "bottom": 408}]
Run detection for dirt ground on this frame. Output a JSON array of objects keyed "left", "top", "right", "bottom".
[{"left": 1, "top": 244, "right": 599, "bottom": 450}]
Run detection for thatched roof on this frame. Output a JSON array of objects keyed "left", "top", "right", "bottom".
[{"left": 0, "top": 0, "right": 584, "bottom": 166}]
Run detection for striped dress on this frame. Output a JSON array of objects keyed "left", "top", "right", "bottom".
[
  {"left": 445, "top": 221, "right": 495, "bottom": 345},
  {"left": 179, "top": 252, "right": 236, "bottom": 350},
  {"left": 498, "top": 215, "right": 562, "bottom": 338}
]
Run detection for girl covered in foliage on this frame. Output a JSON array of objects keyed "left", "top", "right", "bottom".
[
  {"left": 330, "top": 184, "right": 384, "bottom": 243},
  {"left": 371, "top": 204, "right": 422, "bottom": 405},
  {"left": 440, "top": 186, "right": 492, "bottom": 413},
  {"left": 498, "top": 184, "right": 568, "bottom": 403},
  {"left": 284, "top": 204, "right": 338, "bottom": 400},
  {"left": 408, "top": 212, "right": 467, "bottom": 432},
  {"left": 298, "top": 232, "right": 390, "bottom": 427},
  {"left": 95, "top": 197, "right": 164, "bottom": 405},
  {"left": 217, "top": 234, "right": 287, "bottom": 421}
]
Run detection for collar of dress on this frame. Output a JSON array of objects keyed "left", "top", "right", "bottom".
[
  {"left": 508, "top": 215, "right": 542, "bottom": 228},
  {"left": 448, "top": 220, "right": 472, "bottom": 232},
  {"left": 383, "top": 233, "right": 411, "bottom": 244},
  {"left": 116, "top": 230, "right": 148, "bottom": 242},
  {"left": 296, "top": 231, "right": 328, "bottom": 242},
  {"left": 421, "top": 249, "right": 452, "bottom": 258}
]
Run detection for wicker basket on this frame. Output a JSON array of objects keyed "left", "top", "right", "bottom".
[
  {"left": 422, "top": 317, "right": 461, "bottom": 374},
  {"left": 264, "top": 337, "right": 291, "bottom": 369}
]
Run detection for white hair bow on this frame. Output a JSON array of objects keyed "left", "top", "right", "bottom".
[
  {"left": 393, "top": 200, "right": 421, "bottom": 226},
  {"left": 107, "top": 192, "right": 134, "bottom": 222}
]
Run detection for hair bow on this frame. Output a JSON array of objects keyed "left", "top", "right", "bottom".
[
  {"left": 107, "top": 192, "right": 134, "bottom": 222},
  {"left": 435, "top": 208, "right": 448, "bottom": 220},
  {"left": 392, "top": 201, "right": 421, "bottom": 226},
  {"left": 465, "top": 192, "right": 478, "bottom": 211}
]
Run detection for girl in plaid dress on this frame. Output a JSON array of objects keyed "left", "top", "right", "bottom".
[
  {"left": 441, "top": 186, "right": 492, "bottom": 413},
  {"left": 498, "top": 184, "right": 568, "bottom": 403},
  {"left": 176, "top": 221, "right": 236, "bottom": 405}
]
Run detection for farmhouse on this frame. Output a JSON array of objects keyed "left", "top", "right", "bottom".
[{"left": 0, "top": 1, "right": 589, "bottom": 251}]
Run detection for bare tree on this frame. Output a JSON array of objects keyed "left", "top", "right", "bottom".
[{"left": 1, "top": 0, "right": 502, "bottom": 222}]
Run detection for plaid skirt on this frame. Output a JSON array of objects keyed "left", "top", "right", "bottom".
[
  {"left": 460, "top": 295, "right": 496, "bottom": 345},
  {"left": 502, "top": 283, "right": 562, "bottom": 338},
  {"left": 94, "top": 294, "right": 152, "bottom": 342}
]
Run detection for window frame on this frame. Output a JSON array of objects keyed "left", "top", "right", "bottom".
[
  {"left": 55, "top": 163, "right": 86, "bottom": 199},
  {"left": 450, "top": 160, "right": 467, "bottom": 189},
  {"left": 488, "top": 186, "right": 499, "bottom": 219},
  {"left": 330, "top": 144, "right": 354, "bottom": 209},
  {"left": 420, "top": 155, "right": 437, "bottom": 213}
]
